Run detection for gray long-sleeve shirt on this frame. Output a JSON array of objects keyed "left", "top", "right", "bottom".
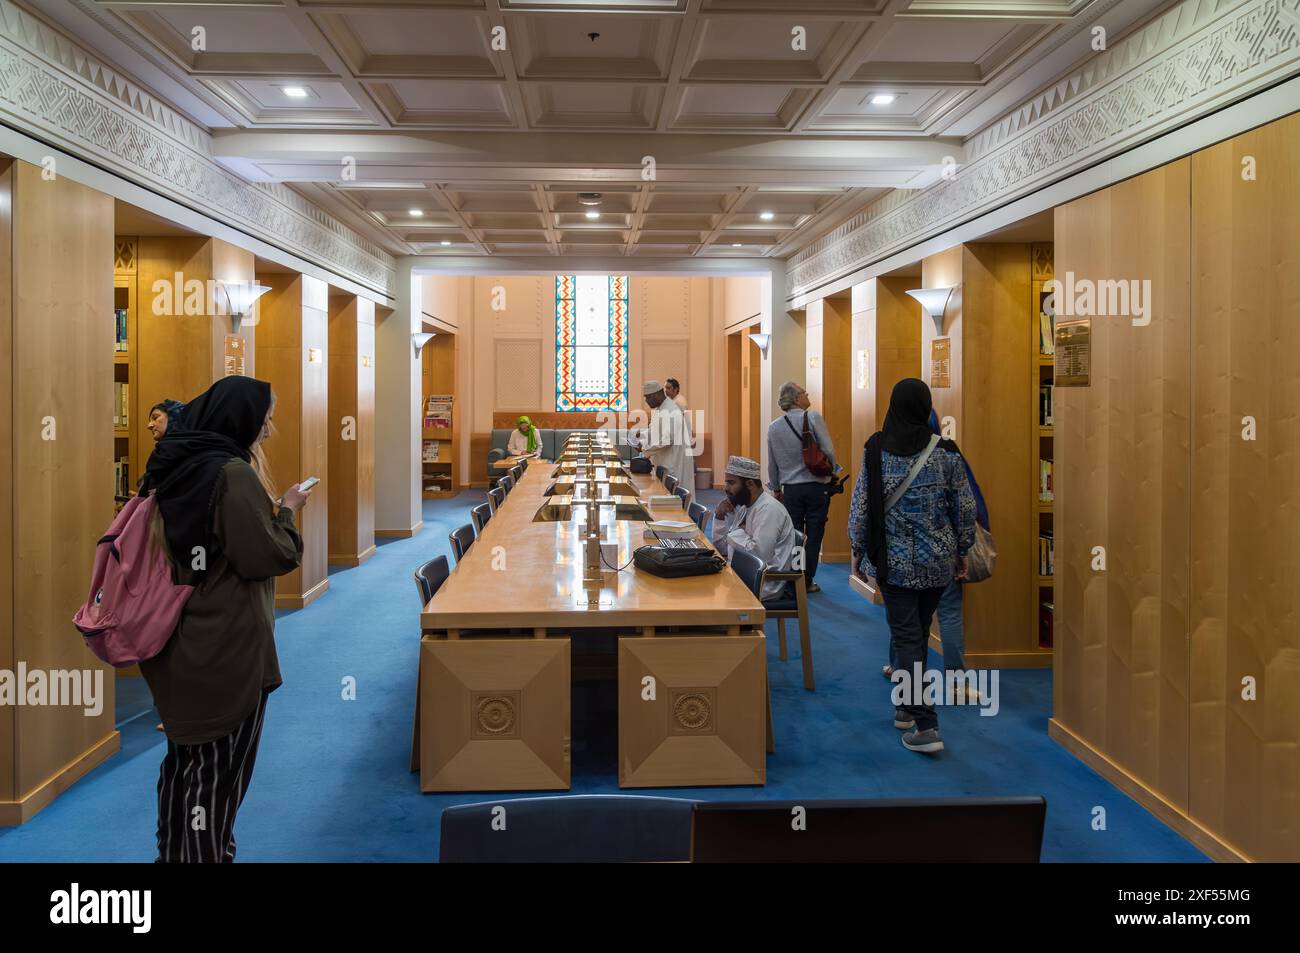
[{"left": 766, "top": 408, "right": 839, "bottom": 488}]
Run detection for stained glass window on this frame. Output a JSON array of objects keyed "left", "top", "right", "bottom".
[{"left": 555, "top": 275, "right": 628, "bottom": 412}]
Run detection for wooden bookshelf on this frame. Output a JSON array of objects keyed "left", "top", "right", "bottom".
[
  {"left": 112, "top": 238, "right": 138, "bottom": 514},
  {"left": 421, "top": 332, "right": 457, "bottom": 497},
  {"left": 1031, "top": 242, "right": 1055, "bottom": 654}
]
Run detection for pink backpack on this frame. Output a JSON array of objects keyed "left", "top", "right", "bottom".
[{"left": 73, "top": 492, "right": 194, "bottom": 667}]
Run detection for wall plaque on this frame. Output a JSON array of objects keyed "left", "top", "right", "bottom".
[
  {"left": 930, "top": 337, "right": 951, "bottom": 388},
  {"left": 1054, "top": 318, "right": 1091, "bottom": 386},
  {"left": 223, "top": 335, "right": 245, "bottom": 377}
]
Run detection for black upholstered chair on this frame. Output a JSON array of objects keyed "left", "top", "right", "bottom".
[
  {"left": 509, "top": 465, "right": 524, "bottom": 482},
  {"left": 688, "top": 500, "right": 709, "bottom": 532},
  {"left": 675, "top": 485, "right": 691, "bottom": 507},
  {"left": 499, "top": 474, "right": 514, "bottom": 495},
  {"left": 730, "top": 543, "right": 814, "bottom": 691},
  {"left": 488, "top": 485, "right": 505, "bottom": 512},
  {"left": 471, "top": 502, "right": 492, "bottom": 535},
  {"left": 449, "top": 523, "right": 475, "bottom": 564},
  {"left": 654, "top": 464, "right": 666, "bottom": 482},
  {"left": 440, "top": 796, "right": 696, "bottom": 863},
  {"left": 663, "top": 474, "right": 678, "bottom": 494}
]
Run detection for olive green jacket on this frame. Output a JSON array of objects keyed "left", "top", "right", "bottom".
[{"left": 141, "top": 459, "right": 302, "bottom": 744}]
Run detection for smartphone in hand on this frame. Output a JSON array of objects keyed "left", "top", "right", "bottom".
[{"left": 297, "top": 476, "right": 320, "bottom": 492}]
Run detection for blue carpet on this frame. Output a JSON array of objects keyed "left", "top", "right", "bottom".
[{"left": 0, "top": 489, "right": 1206, "bottom": 862}]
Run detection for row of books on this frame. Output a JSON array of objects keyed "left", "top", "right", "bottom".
[
  {"left": 1039, "top": 458, "right": 1054, "bottom": 502},
  {"left": 114, "top": 308, "right": 129, "bottom": 352},
  {"left": 1039, "top": 384, "right": 1054, "bottom": 426},
  {"left": 1038, "top": 292, "right": 1055, "bottom": 355},
  {"left": 113, "top": 457, "right": 131, "bottom": 499},
  {"left": 421, "top": 440, "right": 440, "bottom": 462},
  {"left": 1038, "top": 532, "right": 1054, "bottom": 576},
  {"left": 114, "top": 382, "right": 130, "bottom": 428}
]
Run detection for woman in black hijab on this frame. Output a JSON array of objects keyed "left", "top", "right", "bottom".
[
  {"left": 140, "top": 375, "right": 313, "bottom": 862},
  {"left": 847, "top": 378, "right": 977, "bottom": 756}
]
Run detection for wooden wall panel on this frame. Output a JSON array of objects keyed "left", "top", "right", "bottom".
[
  {"left": 726, "top": 331, "right": 742, "bottom": 473},
  {"left": 1189, "top": 113, "right": 1300, "bottom": 862},
  {"left": 0, "top": 161, "right": 13, "bottom": 804},
  {"left": 255, "top": 273, "right": 329, "bottom": 608},
  {"left": 5, "top": 162, "right": 118, "bottom": 818},
  {"left": 805, "top": 296, "right": 853, "bottom": 560},
  {"left": 745, "top": 323, "right": 761, "bottom": 462},
  {"left": 328, "top": 295, "right": 376, "bottom": 566},
  {"left": 1059, "top": 163, "right": 1192, "bottom": 812},
  {"left": 851, "top": 277, "right": 921, "bottom": 495}
]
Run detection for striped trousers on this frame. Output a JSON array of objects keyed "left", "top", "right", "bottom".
[{"left": 155, "top": 690, "right": 269, "bottom": 863}]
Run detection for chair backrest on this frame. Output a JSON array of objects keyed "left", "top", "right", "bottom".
[
  {"left": 519, "top": 457, "right": 529, "bottom": 472},
  {"left": 728, "top": 546, "right": 765, "bottom": 600},
  {"left": 488, "top": 486, "right": 505, "bottom": 511},
  {"left": 413, "top": 555, "right": 450, "bottom": 607},
  {"left": 440, "top": 795, "right": 697, "bottom": 863},
  {"left": 449, "top": 523, "right": 475, "bottom": 563},
  {"left": 655, "top": 464, "right": 666, "bottom": 481},
  {"left": 675, "top": 486, "right": 690, "bottom": 506},
  {"left": 690, "top": 797, "right": 1047, "bottom": 863},
  {"left": 663, "top": 474, "right": 678, "bottom": 493},
  {"left": 471, "top": 502, "right": 492, "bottom": 535},
  {"left": 500, "top": 475, "right": 514, "bottom": 495},
  {"left": 510, "top": 465, "right": 524, "bottom": 482},
  {"left": 688, "top": 501, "right": 708, "bottom": 531}
]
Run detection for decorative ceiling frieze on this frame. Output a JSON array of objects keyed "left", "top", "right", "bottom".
[
  {"left": 787, "top": 0, "right": 1300, "bottom": 300},
  {"left": 0, "top": 0, "right": 396, "bottom": 297}
]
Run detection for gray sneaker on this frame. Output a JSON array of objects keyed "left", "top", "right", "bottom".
[
  {"left": 901, "top": 727, "right": 944, "bottom": 753},
  {"left": 894, "top": 709, "right": 915, "bottom": 730}
]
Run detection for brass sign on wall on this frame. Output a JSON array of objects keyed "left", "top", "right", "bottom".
[
  {"left": 223, "top": 335, "right": 245, "bottom": 377},
  {"left": 1055, "top": 318, "right": 1091, "bottom": 387},
  {"left": 930, "top": 337, "right": 952, "bottom": 388}
]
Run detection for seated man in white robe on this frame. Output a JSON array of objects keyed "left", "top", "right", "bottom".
[
  {"left": 712, "top": 455, "right": 797, "bottom": 601},
  {"left": 629, "top": 380, "right": 694, "bottom": 501}
]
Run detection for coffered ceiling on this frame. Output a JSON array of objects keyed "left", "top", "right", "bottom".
[{"left": 30, "top": 0, "right": 1172, "bottom": 258}]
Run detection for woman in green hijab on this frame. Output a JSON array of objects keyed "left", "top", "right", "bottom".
[{"left": 507, "top": 415, "right": 541, "bottom": 456}]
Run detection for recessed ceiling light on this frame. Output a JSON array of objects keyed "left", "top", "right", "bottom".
[
  {"left": 440, "top": 240, "right": 451, "bottom": 246},
  {"left": 759, "top": 211, "right": 774, "bottom": 221},
  {"left": 409, "top": 209, "right": 424, "bottom": 217},
  {"left": 732, "top": 243, "right": 742, "bottom": 248},
  {"left": 871, "top": 94, "right": 896, "bottom": 106},
  {"left": 283, "top": 86, "right": 309, "bottom": 99},
  {"left": 577, "top": 192, "right": 603, "bottom": 206},
  {"left": 585, "top": 211, "right": 600, "bottom": 220}
]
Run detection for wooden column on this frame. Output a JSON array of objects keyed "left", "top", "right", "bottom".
[
  {"left": 1188, "top": 113, "right": 1300, "bottom": 862},
  {"left": 805, "top": 295, "right": 853, "bottom": 560},
  {"left": 327, "top": 293, "right": 376, "bottom": 566},
  {"left": 255, "top": 273, "right": 329, "bottom": 609},
  {"left": 920, "top": 243, "right": 1038, "bottom": 667},
  {"left": 850, "top": 276, "right": 922, "bottom": 455},
  {"left": 1, "top": 160, "right": 119, "bottom": 824}
]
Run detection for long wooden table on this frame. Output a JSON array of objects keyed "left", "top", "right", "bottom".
[{"left": 417, "top": 461, "right": 768, "bottom": 792}]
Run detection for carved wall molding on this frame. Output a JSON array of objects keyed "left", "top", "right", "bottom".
[
  {"left": 0, "top": 0, "right": 395, "bottom": 297},
  {"left": 788, "top": 0, "right": 1300, "bottom": 300}
]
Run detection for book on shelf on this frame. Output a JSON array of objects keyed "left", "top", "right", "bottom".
[
  {"left": 1038, "top": 292, "right": 1055, "bottom": 355},
  {"left": 422, "top": 440, "right": 440, "bottom": 463},
  {"left": 1038, "top": 601, "right": 1054, "bottom": 648},
  {"left": 113, "top": 381, "right": 129, "bottom": 428},
  {"left": 114, "top": 456, "right": 130, "bottom": 498},
  {"left": 1039, "top": 384, "right": 1054, "bottom": 426},
  {"left": 1039, "top": 458, "right": 1054, "bottom": 502},
  {"left": 114, "top": 308, "right": 129, "bottom": 352},
  {"left": 424, "top": 394, "right": 454, "bottom": 416},
  {"left": 1038, "top": 531, "right": 1054, "bottom": 576}
]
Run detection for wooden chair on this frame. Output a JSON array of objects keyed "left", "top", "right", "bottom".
[
  {"left": 411, "top": 555, "right": 451, "bottom": 772},
  {"left": 687, "top": 500, "right": 709, "bottom": 532},
  {"left": 471, "top": 502, "right": 492, "bottom": 535},
  {"left": 730, "top": 545, "right": 814, "bottom": 692},
  {"left": 449, "top": 523, "right": 475, "bottom": 564},
  {"left": 488, "top": 485, "right": 505, "bottom": 512}
]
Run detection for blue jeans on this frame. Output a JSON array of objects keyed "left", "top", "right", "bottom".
[{"left": 888, "top": 579, "right": 965, "bottom": 672}]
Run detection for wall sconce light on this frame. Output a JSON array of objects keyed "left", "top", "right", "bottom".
[
  {"left": 748, "top": 332, "right": 770, "bottom": 358},
  {"left": 412, "top": 331, "right": 435, "bottom": 357},
  {"left": 217, "top": 279, "right": 271, "bottom": 335},
  {"left": 906, "top": 287, "right": 953, "bottom": 335}
]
